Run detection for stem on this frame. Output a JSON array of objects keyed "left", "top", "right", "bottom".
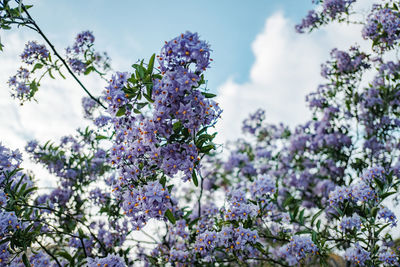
[
  {"left": 198, "top": 171, "right": 204, "bottom": 217},
  {"left": 36, "top": 239, "right": 62, "bottom": 267},
  {"left": 19, "top": 2, "right": 106, "bottom": 109}
]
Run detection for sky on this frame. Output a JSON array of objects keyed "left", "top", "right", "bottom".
[{"left": 0, "top": 0, "right": 375, "bottom": 156}]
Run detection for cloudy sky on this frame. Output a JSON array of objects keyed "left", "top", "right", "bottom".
[{"left": 0, "top": 0, "right": 374, "bottom": 151}]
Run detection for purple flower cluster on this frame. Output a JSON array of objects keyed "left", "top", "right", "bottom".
[
  {"left": 278, "top": 236, "right": 318, "bottom": 265},
  {"left": 66, "top": 31, "right": 109, "bottom": 74},
  {"left": 0, "top": 243, "right": 10, "bottom": 265},
  {"left": 224, "top": 189, "right": 257, "bottom": 221},
  {"left": 361, "top": 166, "right": 385, "bottom": 184},
  {"left": 0, "top": 211, "right": 20, "bottom": 234},
  {"left": 8, "top": 68, "right": 31, "bottom": 101},
  {"left": 97, "top": 220, "right": 128, "bottom": 250},
  {"left": 20, "top": 41, "right": 49, "bottom": 64},
  {"left": 0, "top": 211, "right": 21, "bottom": 265},
  {"left": 295, "top": 10, "right": 320, "bottom": 33},
  {"left": 323, "top": 47, "right": 369, "bottom": 76},
  {"left": 68, "top": 58, "right": 87, "bottom": 74},
  {"left": 322, "top": 0, "right": 355, "bottom": 19},
  {"left": 67, "top": 31, "right": 95, "bottom": 54},
  {"left": 328, "top": 180, "right": 376, "bottom": 207},
  {"left": 29, "top": 251, "right": 52, "bottom": 266},
  {"left": 121, "top": 181, "right": 173, "bottom": 230},
  {"left": 158, "top": 32, "right": 211, "bottom": 73},
  {"left": 251, "top": 176, "right": 276, "bottom": 206},
  {"left": 362, "top": 5, "right": 400, "bottom": 50},
  {"left": 189, "top": 203, "right": 219, "bottom": 234},
  {"left": 104, "top": 32, "right": 222, "bottom": 229},
  {"left": 379, "top": 249, "right": 398, "bottom": 266},
  {"left": 82, "top": 97, "right": 98, "bottom": 119},
  {"left": 193, "top": 226, "right": 259, "bottom": 258},
  {"left": 69, "top": 234, "right": 94, "bottom": 256},
  {"left": 0, "top": 142, "right": 22, "bottom": 185},
  {"left": 339, "top": 214, "right": 361, "bottom": 232},
  {"left": 86, "top": 253, "right": 126, "bottom": 267},
  {"left": 242, "top": 109, "right": 265, "bottom": 135},
  {"left": 295, "top": 0, "right": 355, "bottom": 33},
  {"left": 223, "top": 150, "right": 256, "bottom": 177},
  {"left": 105, "top": 34, "right": 220, "bottom": 191},
  {"left": 89, "top": 188, "right": 110, "bottom": 205},
  {"left": 344, "top": 243, "right": 370, "bottom": 266},
  {"left": 378, "top": 206, "right": 397, "bottom": 227}
]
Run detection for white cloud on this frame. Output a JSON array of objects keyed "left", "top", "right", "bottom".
[
  {"left": 215, "top": 11, "right": 370, "bottom": 143},
  {"left": 0, "top": 31, "right": 107, "bottom": 186}
]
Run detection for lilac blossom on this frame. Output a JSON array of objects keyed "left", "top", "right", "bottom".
[
  {"left": 378, "top": 206, "right": 397, "bottom": 227},
  {"left": 278, "top": 236, "right": 318, "bottom": 265},
  {"left": 86, "top": 253, "right": 126, "bottom": 267},
  {"left": 339, "top": 214, "right": 362, "bottom": 232},
  {"left": 362, "top": 5, "right": 400, "bottom": 50},
  {"left": 344, "top": 243, "right": 370, "bottom": 266},
  {"left": 20, "top": 41, "right": 49, "bottom": 64}
]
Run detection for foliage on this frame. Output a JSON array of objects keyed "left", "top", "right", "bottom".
[{"left": 1, "top": 0, "right": 400, "bottom": 266}]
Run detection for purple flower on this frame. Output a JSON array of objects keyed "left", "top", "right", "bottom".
[
  {"left": 159, "top": 31, "right": 211, "bottom": 73},
  {"left": 362, "top": 5, "right": 400, "bottom": 50},
  {"left": 295, "top": 10, "right": 320, "bottom": 33},
  {"left": 68, "top": 58, "right": 87, "bottom": 74},
  {"left": 82, "top": 97, "right": 98, "bottom": 119},
  {"left": 86, "top": 253, "right": 126, "bottom": 267},
  {"left": 344, "top": 243, "right": 370, "bottom": 266},
  {"left": 378, "top": 206, "right": 397, "bottom": 227},
  {"left": 20, "top": 41, "right": 49, "bottom": 64},
  {"left": 322, "top": 0, "right": 355, "bottom": 19},
  {"left": 379, "top": 249, "right": 398, "bottom": 266},
  {"left": 278, "top": 236, "right": 318, "bottom": 265},
  {"left": 0, "top": 242, "right": 10, "bottom": 265},
  {"left": 339, "top": 214, "right": 362, "bottom": 232},
  {"left": 361, "top": 166, "right": 386, "bottom": 184}
]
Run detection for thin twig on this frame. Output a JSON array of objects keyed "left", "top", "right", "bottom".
[
  {"left": 19, "top": 2, "right": 106, "bottom": 109},
  {"left": 36, "top": 239, "right": 62, "bottom": 267}
]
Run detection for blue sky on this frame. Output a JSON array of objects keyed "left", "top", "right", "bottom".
[
  {"left": 0, "top": 0, "right": 374, "bottom": 184},
  {"left": 29, "top": 0, "right": 312, "bottom": 92},
  {"left": 3, "top": 0, "right": 373, "bottom": 149}
]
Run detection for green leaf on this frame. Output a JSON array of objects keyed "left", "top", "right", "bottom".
[
  {"left": 136, "top": 102, "right": 147, "bottom": 110},
  {"left": 48, "top": 69, "right": 55, "bottom": 79},
  {"left": 133, "top": 64, "right": 146, "bottom": 79},
  {"left": 160, "top": 176, "right": 166, "bottom": 188},
  {"left": 147, "top": 53, "right": 155, "bottom": 74},
  {"left": 192, "top": 170, "right": 198, "bottom": 187},
  {"left": 57, "top": 251, "right": 73, "bottom": 263},
  {"left": 311, "top": 209, "right": 324, "bottom": 226},
  {"left": 95, "top": 135, "right": 108, "bottom": 140},
  {"left": 200, "top": 144, "right": 215, "bottom": 153},
  {"left": 371, "top": 207, "right": 379, "bottom": 218},
  {"left": 316, "top": 220, "right": 321, "bottom": 230},
  {"left": 164, "top": 209, "right": 176, "bottom": 224},
  {"left": 299, "top": 209, "right": 305, "bottom": 224},
  {"left": 32, "top": 63, "right": 43, "bottom": 72},
  {"left": 167, "top": 184, "right": 174, "bottom": 193},
  {"left": 29, "top": 80, "right": 39, "bottom": 98},
  {"left": 116, "top": 106, "right": 126, "bottom": 117},
  {"left": 143, "top": 93, "right": 154, "bottom": 103},
  {"left": 201, "top": 92, "right": 217, "bottom": 98},
  {"left": 374, "top": 177, "right": 384, "bottom": 191},
  {"left": 283, "top": 195, "right": 295, "bottom": 208},
  {"left": 22, "top": 253, "right": 30, "bottom": 267},
  {"left": 84, "top": 66, "right": 95, "bottom": 75},
  {"left": 380, "top": 191, "right": 396, "bottom": 200}
]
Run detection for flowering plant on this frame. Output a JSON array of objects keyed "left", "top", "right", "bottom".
[{"left": 1, "top": 0, "right": 400, "bottom": 266}]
